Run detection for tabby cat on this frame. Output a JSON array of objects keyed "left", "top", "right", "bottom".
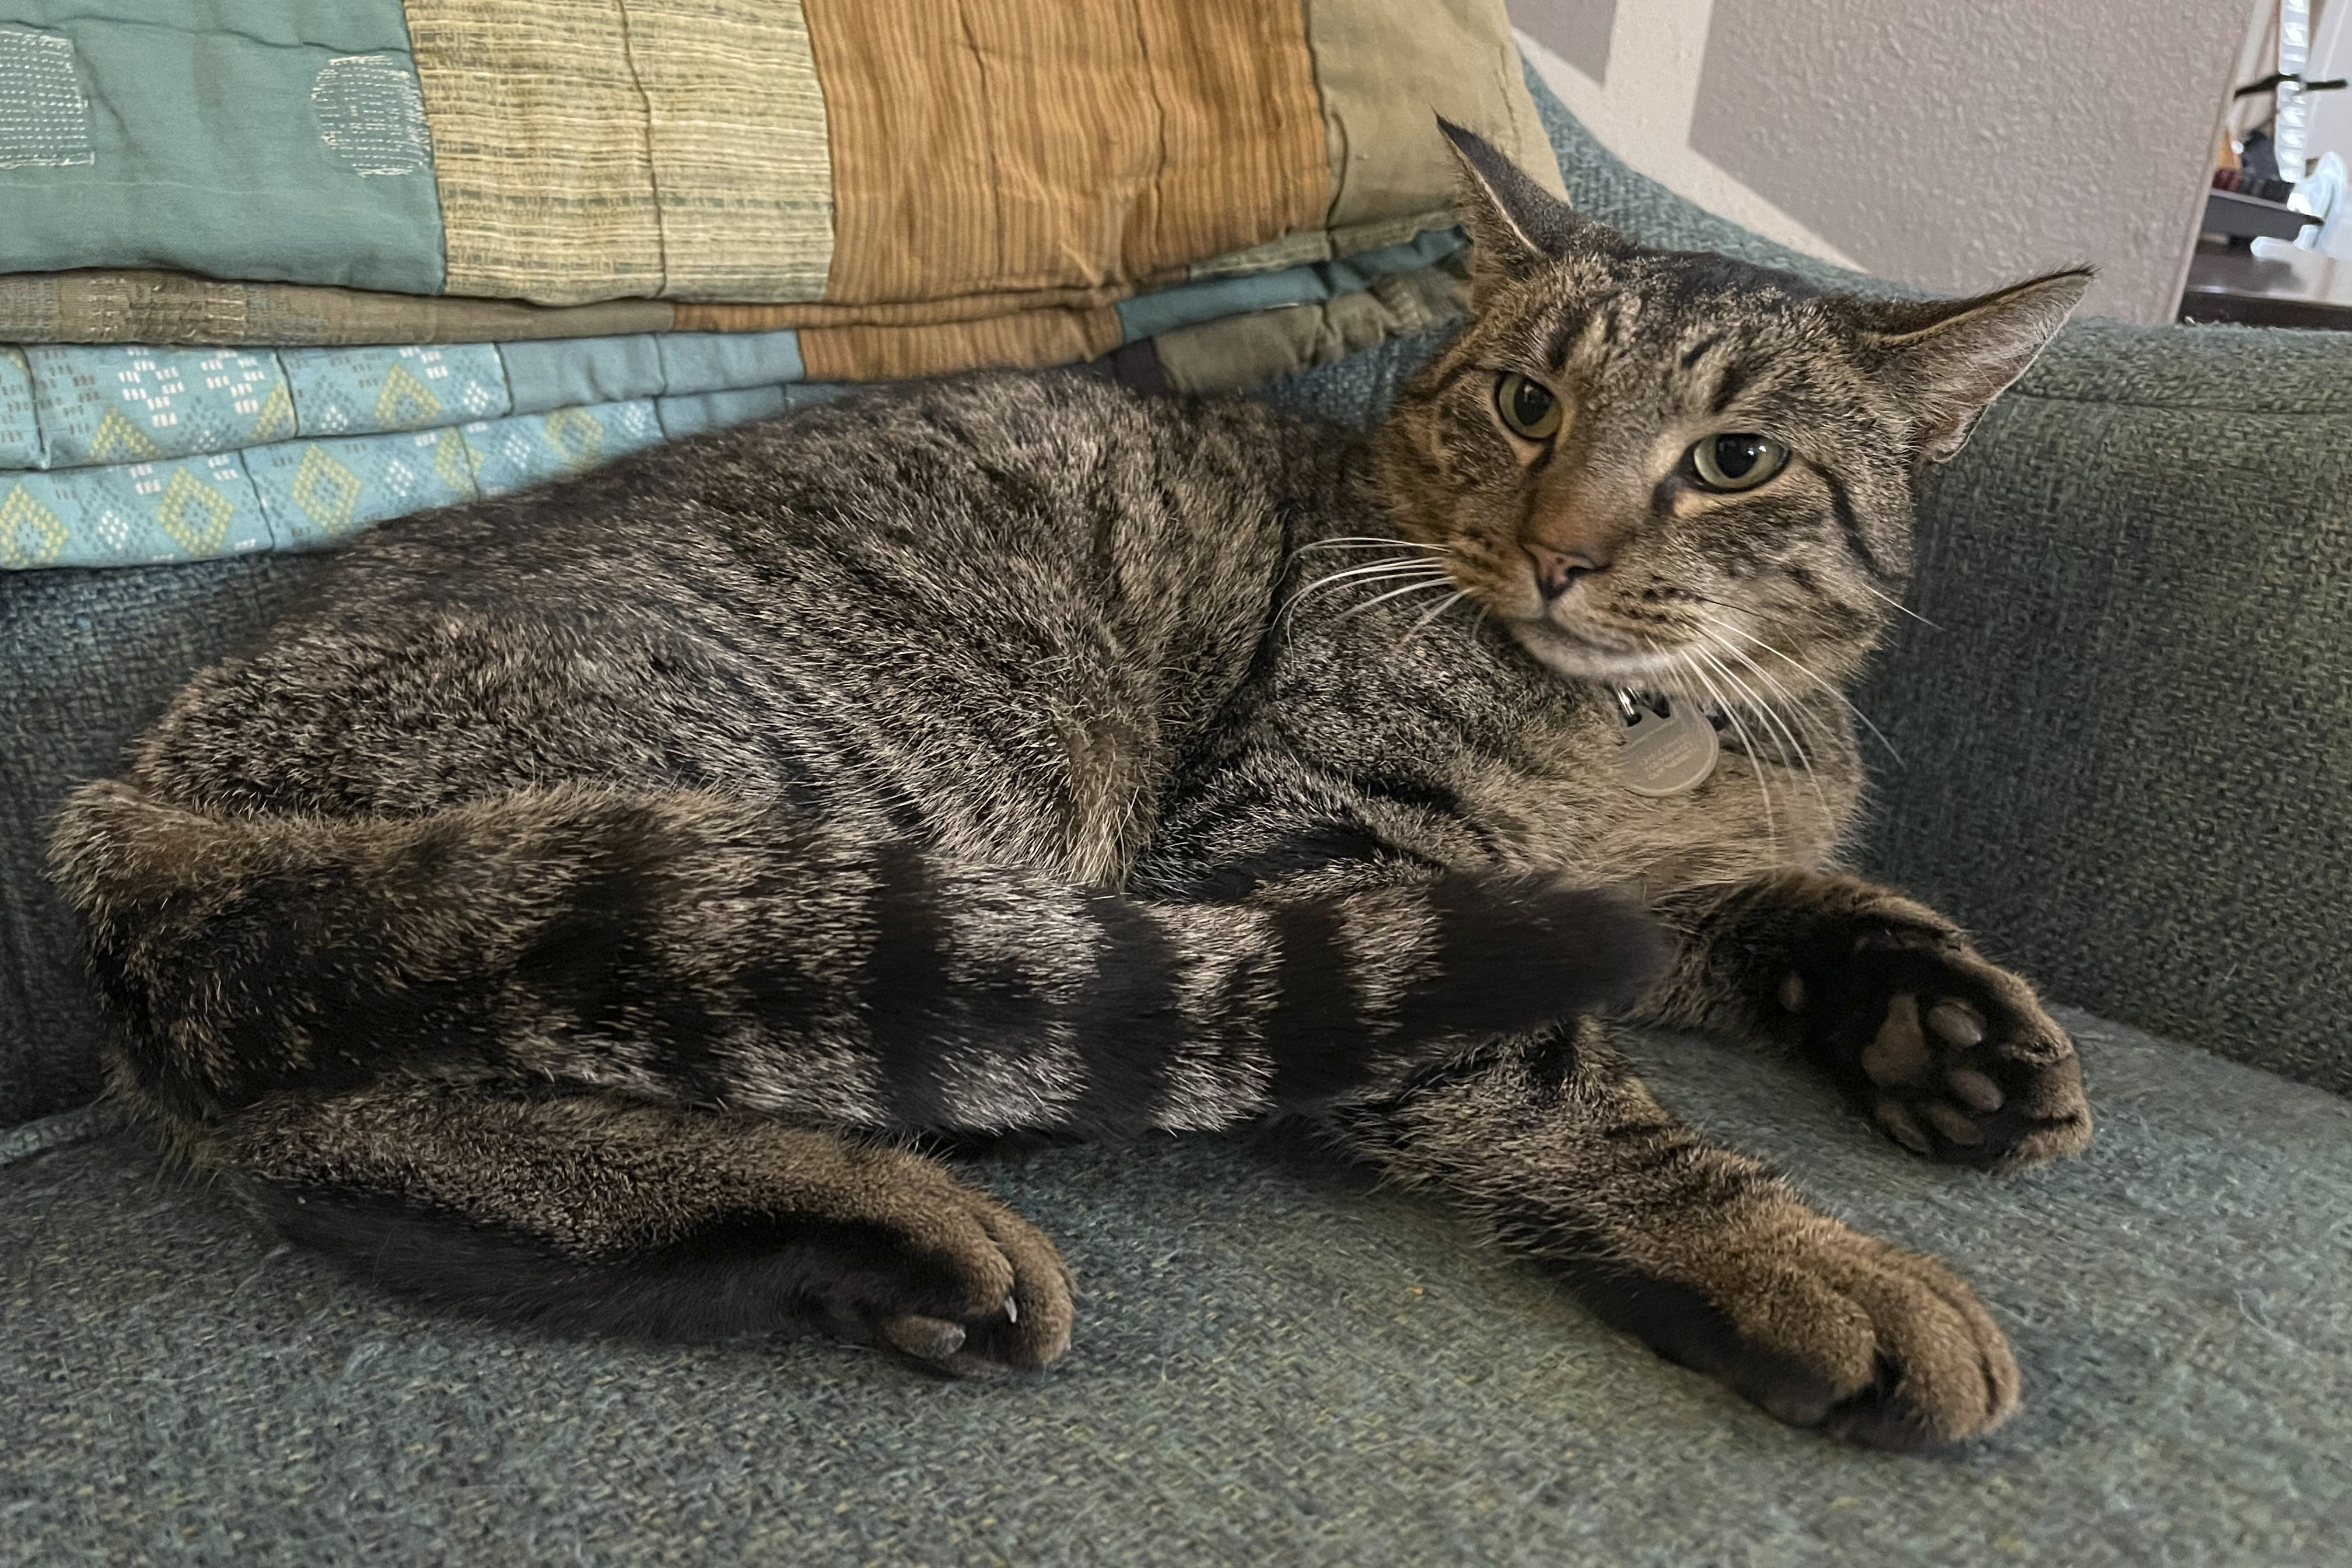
[{"left": 50, "top": 125, "right": 2092, "bottom": 1450}]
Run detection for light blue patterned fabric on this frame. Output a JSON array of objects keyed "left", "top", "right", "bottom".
[
  {"left": 0, "top": 337, "right": 817, "bottom": 568},
  {"left": 0, "top": 398, "right": 680, "bottom": 568},
  {"left": 0, "top": 236, "right": 1474, "bottom": 571}
]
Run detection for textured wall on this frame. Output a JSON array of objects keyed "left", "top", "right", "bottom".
[
  {"left": 1514, "top": 0, "right": 2250, "bottom": 320},
  {"left": 1511, "top": 0, "right": 1615, "bottom": 80}
]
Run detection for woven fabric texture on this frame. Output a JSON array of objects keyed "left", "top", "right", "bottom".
[
  {"left": 406, "top": 0, "right": 836, "bottom": 305},
  {"left": 4, "top": 1010, "right": 2345, "bottom": 1565}
]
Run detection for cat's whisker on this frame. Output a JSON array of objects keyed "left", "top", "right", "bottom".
[
  {"left": 1328, "top": 577, "right": 1456, "bottom": 628},
  {"left": 1290, "top": 554, "right": 1450, "bottom": 583},
  {"left": 1859, "top": 580, "right": 1941, "bottom": 630},
  {"left": 1664, "top": 646, "right": 1777, "bottom": 859},
  {"left": 1717, "top": 646, "right": 1846, "bottom": 811},
  {"left": 1399, "top": 589, "right": 1472, "bottom": 646},
  {"left": 1698, "top": 644, "right": 1829, "bottom": 822},
  {"left": 1279, "top": 561, "right": 1452, "bottom": 626},
  {"left": 1282, "top": 577, "right": 1451, "bottom": 633},
  {"left": 1292, "top": 537, "right": 1453, "bottom": 556},
  {"left": 1724, "top": 651, "right": 1837, "bottom": 754},
  {"left": 1284, "top": 559, "right": 1449, "bottom": 596},
  {"left": 1705, "top": 617, "right": 1903, "bottom": 765}
]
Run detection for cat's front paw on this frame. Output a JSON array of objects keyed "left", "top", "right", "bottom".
[
  {"left": 1597, "top": 1216, "right": 2022, "bottom": 1450},
  {"left": 1776, "top": 930, "right": 2090, "bottom": 1171}
]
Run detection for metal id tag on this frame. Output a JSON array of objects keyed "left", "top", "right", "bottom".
[{"left": 1612, "top": 691, "right": 1720, "bottom": 797}]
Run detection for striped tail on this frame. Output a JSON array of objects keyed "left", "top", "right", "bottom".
[{"left": 49, "top": 779, "right": 1667, "bottom": 1136}]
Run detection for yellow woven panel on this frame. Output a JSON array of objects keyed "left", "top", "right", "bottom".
[
  {"left": 403, "top": 0, "right": 662, "bottom": 304},
  {"left": 404, "top": 0, "right": 833, "bottom": 306},
  {"left": 621, "top": 0, "right": 833, "bottom": 303},
  {"left": 802, "top": 0, "right": 1329, "bottom": 309}
]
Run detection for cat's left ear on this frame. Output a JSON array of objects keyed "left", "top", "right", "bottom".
[
  {"left": 1437, "top": 117, "right": 1615, "bottom": 293},
  {"left": 1856, "top": 269, "right": 2092, "bottom": 463}
]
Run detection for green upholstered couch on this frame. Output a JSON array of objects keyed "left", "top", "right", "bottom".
[{"left": 4, "top": 71, "right": 2347, "bottom": 1564}]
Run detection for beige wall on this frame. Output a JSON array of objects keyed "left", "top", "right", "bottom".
[{"left": 1511, "top": 0, "right": 2251, "bottom": 321}]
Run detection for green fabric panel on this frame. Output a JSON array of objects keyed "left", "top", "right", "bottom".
[
  {"left": 3, "top": 1010, "right": 2345, "bottom": 1563},
  {"left": 498, "top": 335, "right": 672, "bottom": 415},
  {"left": 1154, "top": 262, "right": 1470, "bottom": 394},
  {"left": 0, "top": 2, "right": 444, "bottom": 294},
  {"left": 652, "top": 384, "right": 790, "bottom": 437},
  {"left": 651, "top": 330, "right": 806, "bottom": 398}
]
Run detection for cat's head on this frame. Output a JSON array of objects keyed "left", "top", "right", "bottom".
[{"left": 1371, "top": 122, "right": 2087, "bottom": 692}]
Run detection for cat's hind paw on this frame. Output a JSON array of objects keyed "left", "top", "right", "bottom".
[{"left": 1573, "top": 1216, "right": 2024, "bottom": 1451}]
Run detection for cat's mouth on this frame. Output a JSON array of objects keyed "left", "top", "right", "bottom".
[{"left": 1504, "top": 612, "right": 1693, "bottom": 683}]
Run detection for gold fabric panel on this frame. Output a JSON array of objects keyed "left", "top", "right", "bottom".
[{"left": 801, "top": 0, "right": 1330, "bottom": 307}]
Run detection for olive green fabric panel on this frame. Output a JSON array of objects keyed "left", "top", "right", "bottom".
[
  {"left": 1301, "top": 0, "right": 1565, "bottom": 235},
  {"left": 1154, "top": 258, "right": 1468, "bottom": 393},
  {"left": 0, "top": 271, "right": 678, "bottom": 348}
]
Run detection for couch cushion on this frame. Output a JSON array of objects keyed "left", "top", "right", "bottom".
[
  {"left": 5, "top": 1007, "right": 2344, "bottom": 1564},
  {"left": 0, "top": 554, "right": 330, "bottom": 1120}
]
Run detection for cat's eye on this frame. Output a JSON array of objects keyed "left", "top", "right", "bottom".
[
  {"left": 1689, "top": 433, "right": 1789, "bottom": 491},
  {"left": 1494, "top": 373, "right": 1565, "bottom": 440}
]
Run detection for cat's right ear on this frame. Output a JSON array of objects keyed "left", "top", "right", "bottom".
[{"left": 1437, "top": 117, "right": 1603, "bottom": 293}]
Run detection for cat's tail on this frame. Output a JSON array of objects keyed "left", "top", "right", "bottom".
[{"left": 50, "top": 778, "right": 1667, "bottom": 1136}]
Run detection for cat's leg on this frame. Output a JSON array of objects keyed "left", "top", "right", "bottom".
[
  {"left": 211, "top": 1083, "right": 1073, "bottom": 1373},
  {"left": 1330, "top": 1023, "right": 2020, "bottom": 1450},
  {"left": 1636, "top": 870, "right": 2090, "bottom": 1171}
]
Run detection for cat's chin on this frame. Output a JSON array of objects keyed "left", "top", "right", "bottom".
[{"left": 1504, "top": 618, "right": 1687, "bottom": 687}]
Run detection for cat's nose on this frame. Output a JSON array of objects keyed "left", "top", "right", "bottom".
[{"left": 1527, "top": 543, "right": 1609, "bottom": 601}]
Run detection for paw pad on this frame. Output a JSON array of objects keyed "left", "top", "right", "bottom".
[{"left": 1778, "top": 942, "right": 2090, "bottom": 1171}]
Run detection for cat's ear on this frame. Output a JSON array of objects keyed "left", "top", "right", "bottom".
[
  {"left": 1857, "top": 269, "right": 2092, "bottom": 463},
  {"left": 1437, "top": 117, "right": 1606, "bottom": 290}
]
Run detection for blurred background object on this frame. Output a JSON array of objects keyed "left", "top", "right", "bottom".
[{"left": 1509, "top": 0, "right": 2352, "bottom": 326}]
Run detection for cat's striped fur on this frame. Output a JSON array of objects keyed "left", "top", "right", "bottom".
[
  {"left": 50, "top": 125, "right": 2091, "bottom": 1448},
  {"left": 56, "top": 776, "right": 1658, "bottom": 1135}
]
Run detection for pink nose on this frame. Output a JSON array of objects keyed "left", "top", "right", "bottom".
[{"left": 1527, "top": 543, "right": 1608, "bottom": 601}]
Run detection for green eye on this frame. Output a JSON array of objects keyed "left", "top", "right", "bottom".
[
  {"left": 1495, "top": 372, "right": 1564, "bottom": 440},
  {"left": 1690, "top": 433, "right": 1788, "bottom": 491}
]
